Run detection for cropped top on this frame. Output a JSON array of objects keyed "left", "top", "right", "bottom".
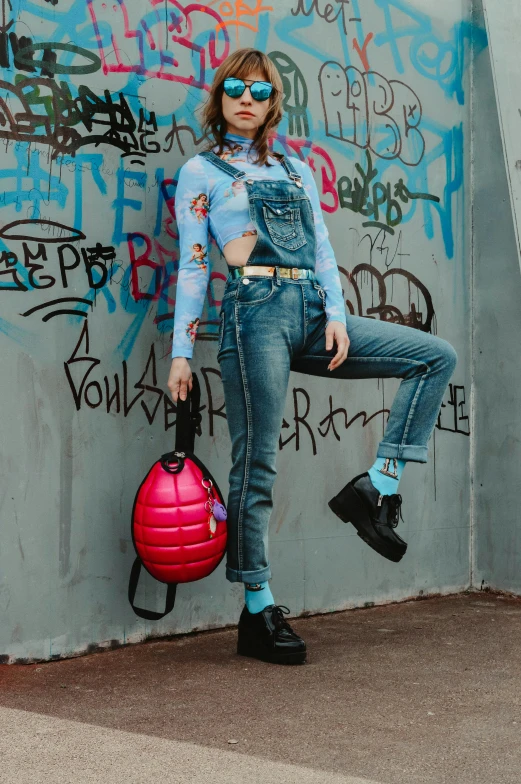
[{"left": 172, "top": 131, "right": 347, "bottom": 358}]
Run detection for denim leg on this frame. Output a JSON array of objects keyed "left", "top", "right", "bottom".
[
  {"left": 218, "top": 287, "right": 293, "bottom": 583},
  {"left": 291, "top": 287, "right": 458, "bottom": 464}
]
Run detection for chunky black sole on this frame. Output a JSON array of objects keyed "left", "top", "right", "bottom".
[
  {"left": 237, "top": 638, "right": 307, "bottom": 665},
  {"left": 328, "top": 487, "right": 406, "bottom": 564}
]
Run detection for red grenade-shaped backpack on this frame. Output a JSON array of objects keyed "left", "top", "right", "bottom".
[{"left": 128, "top": 373, "right": 227, "bottom": 620}]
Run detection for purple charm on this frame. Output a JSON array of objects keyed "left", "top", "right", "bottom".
[{"left": 212, "top": 501, "right": 227, "bottom": 521}]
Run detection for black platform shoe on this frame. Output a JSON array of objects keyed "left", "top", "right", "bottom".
[
  {"left": 328, "top": 471, "right": 407, "bottom": 562},
  {"left": 237, "top": 604, "right": 307, "bottom": 665}
]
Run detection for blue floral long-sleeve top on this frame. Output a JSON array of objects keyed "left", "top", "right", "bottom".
[{"left": 172, "top": 131, "right": 347, "bottom": 358}]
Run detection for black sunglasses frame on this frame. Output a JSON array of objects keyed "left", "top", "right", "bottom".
[{"left": 222, "top": 77, "right": 275, "bottom": 102}]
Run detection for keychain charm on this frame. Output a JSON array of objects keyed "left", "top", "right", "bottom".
[
  {"left": 208, "top": 511, "right": 217, "bottom": 536},
  {"left": 202, "top": 476, "right": 226, "bottom": 538},
  {"left": 212, "top": 501, "right": 227, "bottom": 521}
]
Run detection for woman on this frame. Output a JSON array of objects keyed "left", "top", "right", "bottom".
[{"left": 169, "top": 48, "right": 457, "bottom": 665}]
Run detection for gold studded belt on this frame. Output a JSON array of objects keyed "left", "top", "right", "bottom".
[{"left": 229, "top": 265, "right": 315, "bottom": 281}]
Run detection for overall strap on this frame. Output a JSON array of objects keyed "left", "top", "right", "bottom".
[
  {"left": 198, "top": 150, "right": 246, "bottom": 180},
  {"left": 279, "top": 154, "right": 301, "bottom": 181},
  {"left": 198, "top": 149, "right": 302, "bottom": 185}
]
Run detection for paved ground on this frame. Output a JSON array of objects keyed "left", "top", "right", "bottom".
[{"left": 1, "top": 593, "right": 520, "bottom": 784}]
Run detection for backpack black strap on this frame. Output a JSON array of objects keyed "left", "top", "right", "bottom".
[
  {"left": 174, "top": 371, "right": 202, "bottom": 453},
  {"left": 128, "top": 557, "right": 177, "bottom": 621}
]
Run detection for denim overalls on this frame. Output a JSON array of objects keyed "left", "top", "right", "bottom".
[{"left": 199, "top": 150, "right": 458, "bottom": 585}]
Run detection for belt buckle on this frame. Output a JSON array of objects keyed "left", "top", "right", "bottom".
[{"left": 291, "top": 268, "right": 299, "bottom": 280}]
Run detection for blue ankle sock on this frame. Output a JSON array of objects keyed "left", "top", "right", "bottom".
[
  {"left": 367, "top": 457, "right": 406, "bottom": 496},
  {"left": 244, "top": 581, "right": 274, "bottom": 614}
]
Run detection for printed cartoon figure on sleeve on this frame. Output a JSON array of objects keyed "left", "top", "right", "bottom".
[
  {"left": 190, "top": 243, "right": 208, "bottom": 271},
  {"left": 189, "top": 193, "right": 209, "bottom": 223},
  {"left": 186, "top": 317, "right": 201, "bottom": 345},
  {"left": 172, "top": 157, "right": 211, "bottom": 359}
]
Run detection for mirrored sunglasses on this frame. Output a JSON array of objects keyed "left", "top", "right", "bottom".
[{"left": 223, "top": 77, "right": 274, "bottom": 102}]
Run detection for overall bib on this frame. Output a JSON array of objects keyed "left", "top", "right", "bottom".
[{"left": 199, "top": 150, "right": 457, "bottom": 585}]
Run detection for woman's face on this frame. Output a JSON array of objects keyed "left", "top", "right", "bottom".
[{"left": 222, "top": 69, "right": 271, "bottom": 139}]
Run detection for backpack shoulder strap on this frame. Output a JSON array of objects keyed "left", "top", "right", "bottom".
[
  {"left": 174, "top": 371, "right": 202, "bottom": 453},
  {"left": 128, "top": 558, "right": 177, "bottom": 621}
]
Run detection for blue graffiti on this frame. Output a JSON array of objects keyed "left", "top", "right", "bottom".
[
  {"left": 0, "top": 145, "right": 68, "bottom": 215},
  {"left": 374, "top": 0, "right": 487, "bottom": 103}
]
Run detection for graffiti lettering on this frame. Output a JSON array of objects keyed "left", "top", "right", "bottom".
[
  {"left": 337, "top": 151, "right": 440, "bottom": 235},
  {"left": 436, "top": 384, "right": 470, "bottom": 436},
  {"left": 290, "top": 0, "right": 355, "bottom": 36},
  {"left": 342, "top": 261, "right": 435, "bottom": 331},
  {"left": 1, "top": 240, "right": 116, "bottom": 296},
  {"left": 319, "top": 63, "right": 425, "bottom": 165},
  {"left": 269, "top": 51, "right": 309, "bottom": 138},
  {"left": 87, "top": 0, "right": 229, "bottom": 80},
  {"left": 0, "top": 78, "right": 166, "bottom": 160},
  {"left": 15, "top": 42, "right": 101, "bottom": 76}
]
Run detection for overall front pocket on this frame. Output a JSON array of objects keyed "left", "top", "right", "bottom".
[{"left": 262, "top": 202, "right": 307, "bottom": 251}]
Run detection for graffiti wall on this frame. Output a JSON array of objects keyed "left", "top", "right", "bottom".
[
  {"left": 473, "top": 0, "right": 521, "bottom": 595},
  {"left": 0, "top": 0, "right": 483, "bottom": 661}
]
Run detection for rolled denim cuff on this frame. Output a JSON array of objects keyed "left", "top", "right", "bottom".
[
  {"left": 226, "top": 564, "right": 272, "bottom": 584},
  {"left": 377, "top": 441, "right": 429, "bottom": 464}
]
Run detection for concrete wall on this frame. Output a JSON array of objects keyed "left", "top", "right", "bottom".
[
  {"left": 0, "top": 0, "right": 480, "bottom": 661},
  {"left": 472, "top": 0, "right": 521, "bottom": 593},
  {"left": 481, "top": 0, "right": 521, "bottom": 275}
]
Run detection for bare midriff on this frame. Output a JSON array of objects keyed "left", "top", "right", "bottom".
[{"left": 222, "top": 234, "right": 258, "bottom": 266}]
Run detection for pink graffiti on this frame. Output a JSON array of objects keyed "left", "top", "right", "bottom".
[
  {"left": 87, "top": 0, "right": 230, "bottom": 84},
  {"left": 127, "top": 232, "right": 225, "bottom": 312},
  {"left": 272, "top": 134, "right": 339, "bottom": 214}
]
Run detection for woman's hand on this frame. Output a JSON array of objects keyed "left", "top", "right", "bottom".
[
  {"left": 325, "top": 320, "right": 350, "bottom": 371},
  {"left": 168, "top": 357, "right": 193, "bottom": 402}
]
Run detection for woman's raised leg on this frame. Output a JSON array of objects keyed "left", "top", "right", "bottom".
[
  {"left": 291, "top": 299, "right": 458, "bottom": 561},
  {"left": 291, "top": 310, "right": 458, "bottom": 465}
]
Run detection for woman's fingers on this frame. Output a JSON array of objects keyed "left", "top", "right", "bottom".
[
  {"left": 328, "top": 346, "right": 344, "bottom": 370},
  {"left": 177, "top": 375, "right": 193, "bottom": 402},
  {"left": 325, "top": 329, "right": 334, "bottom": 352},
  {"left": 327, "top": 327, "right": 350, "bottom": 370},
  {"left": 168, "top": 359, "right": 193, "bottom": 403}
]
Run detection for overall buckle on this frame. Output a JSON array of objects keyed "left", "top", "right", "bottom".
[{"left": 289, "top": 173, "right": 303, "bottom": 188}]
